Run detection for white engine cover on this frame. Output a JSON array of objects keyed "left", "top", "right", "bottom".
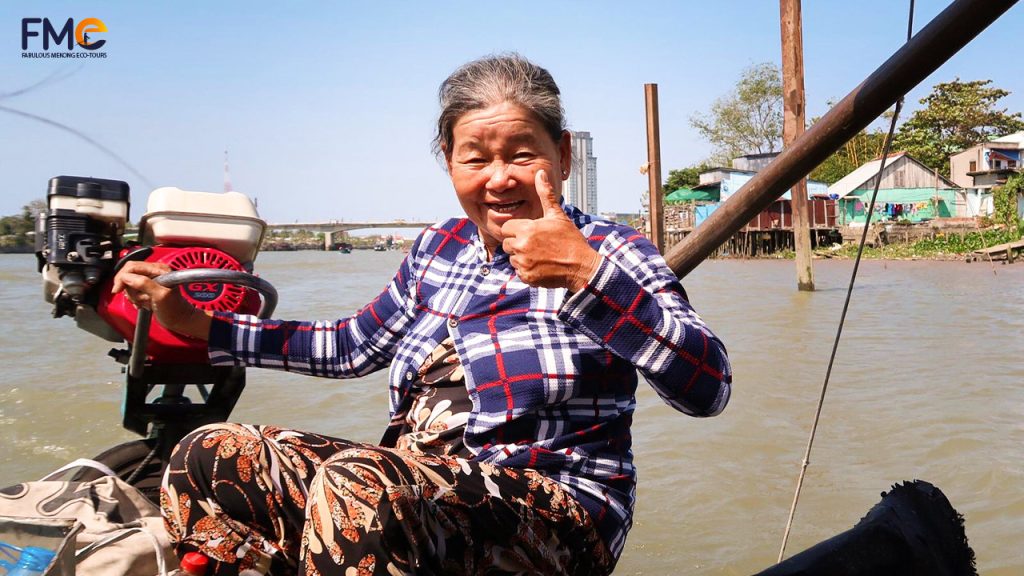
[{"left": 138, "top": 187, "right": 266, "bottom": 264}]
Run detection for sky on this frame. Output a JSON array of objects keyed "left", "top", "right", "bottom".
[{"left": 1, "top": 1, "right": 1021, "bottom": 226}]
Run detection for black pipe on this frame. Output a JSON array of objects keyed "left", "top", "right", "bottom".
[
  {"left": 755, "top": 480, "right": 976, "bottom": 576},
  {"left": 155, "top": 269, "right": 278, "bottom": 319},
  {"left": 125, "top": 269, "right": 278, "bottom": 378}
]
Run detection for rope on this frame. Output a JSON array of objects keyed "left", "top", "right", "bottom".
[
  {"left": 39, "top": 458, "right": 118, "bottom": 481},
  {"left": 0, "top": 104, "right": 155, "bottom": 189},
  {"left": 125, "top": 439, "right": 162, "bottom": 486},
  {"left": 776, "top": 0, "right": 915, "bottom": 563},
  {"left": 970, "top": 207, "right": 1000, "bottom": 274}
]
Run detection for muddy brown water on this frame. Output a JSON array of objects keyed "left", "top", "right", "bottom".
[{"left": 2, "top": 252, "right": 1021, "bottom": 574}]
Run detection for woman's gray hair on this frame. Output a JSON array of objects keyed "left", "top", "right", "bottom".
[{"left": 433, "top": 53, "right": 566, "bottom": 162}]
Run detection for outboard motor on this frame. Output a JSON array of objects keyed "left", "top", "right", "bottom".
[
  {"left": 38, "top": 178, "right": 267, "bottom": 357},
  {"left": 37, "top": 176, "right": 130, "bottom": 318},
  {"left": 96, "top": 186, "right": 266, "bottom": 364},
  {"left": 36, "top": 176, "right": 277, "bottom": 500}
]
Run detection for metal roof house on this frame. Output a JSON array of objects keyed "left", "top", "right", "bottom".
[
  {"left": 950, "top": 131, "right": 1023, "bottom": 187},
  {"left": 948, "top": 131, "right": 1024, "bottom": 217},
  {"left": 664, "top": 156, "right": 833, "bottom": 231},
  {"left": 694, "top": 166, "right": 829, "bottom": 202},
  {"left": 827, "top": 152, "right": 960, "bottom": 225}
]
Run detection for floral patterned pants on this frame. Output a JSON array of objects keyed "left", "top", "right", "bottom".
[{"left": 161, "top": 423, "right": 612, "bottom": 576}]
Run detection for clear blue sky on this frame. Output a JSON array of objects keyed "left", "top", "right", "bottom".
[{"left": 1, "top": 1, "right": 1021, "bottom": 224}]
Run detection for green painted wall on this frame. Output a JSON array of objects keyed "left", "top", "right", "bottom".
[{"left": 839, "top": 188, "right": 956, "bottom": 225}]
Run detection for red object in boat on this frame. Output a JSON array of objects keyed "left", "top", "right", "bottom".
[{"left": 97, "top": 246, "right": 260, "bottom": 363}]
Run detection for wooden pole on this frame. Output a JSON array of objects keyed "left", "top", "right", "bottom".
[
  {"left": 781, "top": 0, "right": 814, "bottom": 291},
  {"left": 645, "top": 84, "right": 665, "bottom": 253}
]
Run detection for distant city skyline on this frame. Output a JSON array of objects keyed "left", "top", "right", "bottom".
[{"left": 567, "top": 130, "right": 598, "bottom": 214}]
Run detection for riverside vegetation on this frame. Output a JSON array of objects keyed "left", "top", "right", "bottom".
[{"left": 818, "top": 221, "right": 1024, "bottom": 260}]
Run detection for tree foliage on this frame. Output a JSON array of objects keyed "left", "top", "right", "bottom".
[
  {"left": 893, "top": 78, "right": 1024, "bottom": 176},
  {"left": 0, "top": 202, "right": 42, "bottom": 235},
  {"left": 663, "top": 163, "right": 713, "bottom": 193},
  {"left": 810, "top": 128, "right": 890, "bottom": 185},
  {"left": 0, "top": 201, "right": 45, "bottom": 249},
  {"left": 993, "top": 173, "right": 1023, "bottom": 228},
  {"left": 690, "top": 62, "right": 783, "bottom": 161}
]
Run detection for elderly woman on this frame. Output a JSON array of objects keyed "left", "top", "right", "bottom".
[{"left": 114, "top": 54, "right": 731, "bottom": 576}]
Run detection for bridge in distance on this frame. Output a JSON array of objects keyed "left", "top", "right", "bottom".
[{"left": 268, "top": 220, "right": 437, "bottom": 250}]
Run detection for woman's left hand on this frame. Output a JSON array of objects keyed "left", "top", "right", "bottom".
[{"left": 500, "top": 170, "right": 602, "bottom": 292}]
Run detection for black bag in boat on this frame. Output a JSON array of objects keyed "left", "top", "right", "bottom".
[{"left": 756, "top": 480, "right": 976, "bottom": 576}]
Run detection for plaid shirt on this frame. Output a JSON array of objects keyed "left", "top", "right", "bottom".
[{"left": 208, "top": 205, "right": 731, "bottom": 560}]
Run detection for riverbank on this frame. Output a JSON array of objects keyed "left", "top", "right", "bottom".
[
  {"left": 688, "top": 221, "right": 1023, "bottom": 263},
  {"left": 6, "top": 224, "right": 1021, "bottom": 261},
  {"left": 819, "top": 224, "right": 1022, "bottom": 261},
  {"left": 750, "top": 248, "right": 968, "bottom": 262}
]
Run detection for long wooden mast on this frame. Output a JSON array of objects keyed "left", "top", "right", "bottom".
[
  {"left": 645, "top": 84, "right": 665, "bottom": 254},
  {"left": 780, "top": 0, "right": 814, "bottom": 291}
]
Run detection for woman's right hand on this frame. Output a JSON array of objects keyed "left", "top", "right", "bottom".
[{"left": 111, "top": 261, "right": 213, "bottom": 340}]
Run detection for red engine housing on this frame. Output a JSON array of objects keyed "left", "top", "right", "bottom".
[{"left": 98, "top": 246, "right": 261, "bottom": 363}]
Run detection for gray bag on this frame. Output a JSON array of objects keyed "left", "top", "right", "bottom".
[
  {"left": 0, "top": 516, "right": 80, "bottom": 576},
  {"left": 0, "top": 460, "right": 175, "bottom": 576}
]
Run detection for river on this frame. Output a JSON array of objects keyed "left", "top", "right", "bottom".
[{"left": 1, "top": 251, "right": 1021, "bottom": 574}]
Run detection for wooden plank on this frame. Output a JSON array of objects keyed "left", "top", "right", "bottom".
[{"left": 972, "top": 239, "right": 1024, "bottom": 256}]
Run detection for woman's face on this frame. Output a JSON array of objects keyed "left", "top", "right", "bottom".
[{"left": 445, "top": 101, "right": 571, "bottom": 253}]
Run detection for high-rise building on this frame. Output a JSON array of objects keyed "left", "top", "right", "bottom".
[{"left": 566, "top": 131, "right": 598, "bottom": 214}]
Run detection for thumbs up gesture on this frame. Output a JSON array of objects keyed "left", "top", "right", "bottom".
[{"left": 500, "top": 169, "right": 602, "bottom": 291}]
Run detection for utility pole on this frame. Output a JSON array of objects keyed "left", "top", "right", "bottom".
[
  {"left": 224, "top": 150, "right": 234, "bottom": 192},
  {"left": 645, "top": 83, "right": 665, "bottom": 253},
  {"left": 781, "top": 0, "right": 815, "bottom": 291}
]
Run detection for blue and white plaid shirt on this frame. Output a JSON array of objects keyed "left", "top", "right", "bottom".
[{"left": 208, "top": 204, "right": 731, "bottom": 561}]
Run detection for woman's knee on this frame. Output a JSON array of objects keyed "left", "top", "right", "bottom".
[
  {"left": 307, "top": 447, "right": 418, "bottom": 525},
  {"left": 314, "top": 447, "right": 390, "bottom": 495},
  {"left": 169, "top": 423, "right": 263, "bottom": 474},
  {"left": 303, "top": 448, "right": 431, "bottom": 571},
  {"left": 163, "top": 424, "right": 281, "bottom": 534}
]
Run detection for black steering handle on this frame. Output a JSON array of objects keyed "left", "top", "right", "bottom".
[
  {"left": 127, "top": 269, "right": 278, "bottom": 378},
  {"left": 154, "top": 269, "right": 278, "bottom": 319}
]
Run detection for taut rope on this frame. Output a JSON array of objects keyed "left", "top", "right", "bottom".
[{"left": 777, "top": 0, "right": 916, "bottom": 562}]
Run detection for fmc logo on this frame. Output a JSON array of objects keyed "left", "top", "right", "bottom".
[{"left": 21, "top": 17, "right": 107, "bottom": 51}]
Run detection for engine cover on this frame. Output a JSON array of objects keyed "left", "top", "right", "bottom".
[{"left": 98, "top": 246, "right": 261, "bottom": 363}]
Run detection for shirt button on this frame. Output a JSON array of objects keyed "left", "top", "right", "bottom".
[
  {"left": 480, "top": 265, "right": 490, "bottom": 276},
  {"left": 448, "top": 317, "right": 459, "bottom": 328},
  {"left": 405, "top": 371, "right": 414, "bottom": 381}
]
